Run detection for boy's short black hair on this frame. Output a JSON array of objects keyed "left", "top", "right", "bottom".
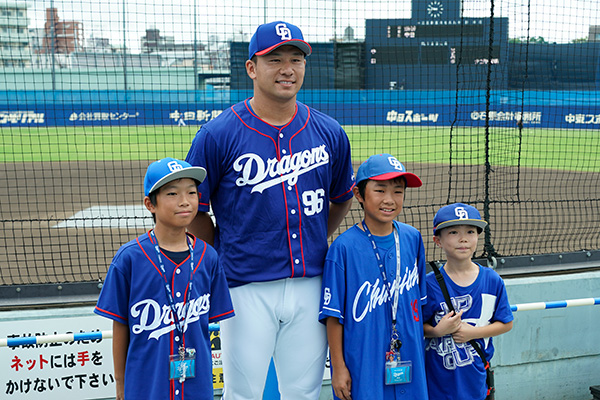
[
  {"left": 148, "top": 191, "right": 158, "bottom": 222},
  {"left": 434, "top": 225, "right": 484, "bottom": 237}
]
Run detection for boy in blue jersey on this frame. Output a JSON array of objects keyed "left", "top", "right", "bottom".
[
  {"left": 94, "top": 158, "right": 234, "bottom": 400},
  {"left": 423, "top": 203, "right": 514, "bottom": 400},
  {"left": 319, "top": 153, "right": 428, "bottom": 400}
]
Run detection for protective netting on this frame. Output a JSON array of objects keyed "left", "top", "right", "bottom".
[{"left": 1, "top": 0, "right": 599, "bottom": 285}]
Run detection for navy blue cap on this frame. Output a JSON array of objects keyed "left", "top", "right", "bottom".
[
  {"left": 356, "top": 153, "right": 422, "bottom": 187},
  {"left": 144, "top": 158, "right": 206, "bottom": 196},
  {"left": 433, "top": 203, "right": 488, "bottom": 234},
  {"left": 248, "top": 21, "right": 312, "bottom": 60}
]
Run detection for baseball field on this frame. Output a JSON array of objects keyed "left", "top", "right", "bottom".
[
  {"left": 2, "top": 125, "right": 599, "bottom": 171},
  {"left": 1, "top": 125, "right": 599, "bottom": 285}
]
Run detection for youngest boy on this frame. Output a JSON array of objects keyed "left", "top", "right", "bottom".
[
  {"left": 319, "top": 153, "right": 428, "bottom": 400},
  {"left": 94, "top": 157, "right": 234, "bottom": 400},
  {"left": 423, "top": 203, "right": 513, "bottom": 400}
]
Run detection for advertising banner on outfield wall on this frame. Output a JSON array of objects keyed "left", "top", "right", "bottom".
[{"left": 0, "top": 103, "right": 599, "bottom": 129}]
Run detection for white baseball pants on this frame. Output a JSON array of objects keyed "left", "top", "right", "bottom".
[{"left": 220, "top": 276, "right": 327, "bottom": 400}]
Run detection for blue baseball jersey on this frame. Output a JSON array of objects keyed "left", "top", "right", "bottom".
[
  {"left": 94, "top": 232, "right": 234, "bottom": 400},
  {"left": 422, "top": 264, "right": 514, "bottom": 400},
  {"left": 186, "top": 99, "right": 355, "bottom": 287},
  {"left": 319, "top": 221, "right": 429, "bottom": 400}
]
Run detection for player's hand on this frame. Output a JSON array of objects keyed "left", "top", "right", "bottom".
[
  {"left": 452, "top": 320, "right": 477, "bottom": 343},
  {"left": 331, "top": 364, "right": 352, "bottom": 400},
  {"left": 435, "top": 310, "right": 463, "bottom": 336}
]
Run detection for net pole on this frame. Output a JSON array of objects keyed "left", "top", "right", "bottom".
[{"left": 1, "top": 323, "right": 221, "bottom": 348}]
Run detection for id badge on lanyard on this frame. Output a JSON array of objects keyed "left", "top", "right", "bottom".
[
  {"left": 150, "top": 230, "right": 197, "bottom": 383},
  {"left": 170, "top": 347, "right": 197, "bottom": 383},
  {"left": 362, "top": 221, "right": 413, "bottom": 385}
]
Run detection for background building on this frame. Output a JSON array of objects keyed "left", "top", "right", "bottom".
[
  {"left": 0, "top": 1, "right": 31, "bottom": 67},
  {"left": 41, "top": 7, "right": 83, "bottom": 55},
  {"left": 589, "top": 26, "right": 600, "bottom": 42}
]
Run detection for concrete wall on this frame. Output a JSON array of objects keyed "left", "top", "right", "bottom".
[
  {"left": 0, "top": 67, "right": 198, "bottom": 91},
  {"left": 493, "top": 271, "right": 600, "bottom": 400},
  {"left": 1, "top": 270, "right": 599, "bottom": 400}
]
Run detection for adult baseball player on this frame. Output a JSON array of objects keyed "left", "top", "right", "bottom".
[{"left": 186, "top": 21, "right": 355, "bottom": 399}]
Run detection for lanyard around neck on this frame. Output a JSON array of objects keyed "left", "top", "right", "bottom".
[
  {"left": 361, "top": 221, "right": 401, "bottom": 325},
  {"left": 150, "top": 230, "right": 195, "bottom": 335}
]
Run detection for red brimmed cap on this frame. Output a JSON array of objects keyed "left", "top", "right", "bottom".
[{"left": 356, "top": 153, "right": 422, "bottom": 187}]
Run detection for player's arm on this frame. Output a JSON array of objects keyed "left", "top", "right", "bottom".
[
  {"left": 188, "top": 211, "right": 215, "bottom": 246},
  {"left": 112, "top": 320, "right": 129, "bottom": 400},
  {"left": 452, "top": 320, "right": 514, "bottom": 344},
  {"left": 326, "top": 317, "right": 352, "bottom": 400},
  {"left": 327, "top": 198, "right": 353, "bottom": 237}
]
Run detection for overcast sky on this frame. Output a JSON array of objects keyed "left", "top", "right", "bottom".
[{"left": 25, "top": 0, "right": 600, "bottom": 52}]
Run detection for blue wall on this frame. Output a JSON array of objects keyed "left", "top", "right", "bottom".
[{"left": 2, "top": 89, "right": 599, "bottom": 129}]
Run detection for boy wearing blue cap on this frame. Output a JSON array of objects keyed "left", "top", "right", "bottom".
[
  {"left": 423, "top": 203, "right": 513, "bottom": 400},
  {"left": 186, "top": 21, "right": 355, "bottom": 399},
  {"left": 319, "top": 153, "right": 429, "bottom": 400},
  {"left": 94, "top": 158, "right": 234, "bottom": 400}
]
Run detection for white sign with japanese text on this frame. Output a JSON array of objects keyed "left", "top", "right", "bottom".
[{"left": 0, "top": 308, "right": 114, "bottom": 400}]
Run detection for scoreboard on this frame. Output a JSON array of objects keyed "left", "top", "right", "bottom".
[
  {"left": 364, "top": 0, "right": 508, "bottom": 89},
  {"left": 387, "top": 23, "right": 485, "bottom": 40},
  {"left": 366, "top": 19, "right": 507, "bottom": 67}
]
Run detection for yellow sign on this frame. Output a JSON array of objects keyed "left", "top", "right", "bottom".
[{"left": 210, "top": 331, "right": 223, "bottom": 389}]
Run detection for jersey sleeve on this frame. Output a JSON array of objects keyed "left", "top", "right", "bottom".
[
  {"left": 328, "top": 126, "right": 356, "bottom": 203},
  {"left": 186, "top": 126, "right": 222, "bottom": 213},
  {"left": 422, "top": 272, "right": 440, "bottom": 324},
  {"left": 319, "top": 244, "right": 347, "bottom": 324},
  {"left": 94, "top": 260, "right": 130, "bottom": 324},
  {"left": 208, "top": 250, "right": 235, "bottom": 323},
  {"left": 416, "top": 230, "right": 428, "bottom": 306},
  {"left": 492, "top": 273, "right": 514, "bottom": 324}
]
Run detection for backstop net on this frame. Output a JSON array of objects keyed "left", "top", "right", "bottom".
[{"left": 0, "top": 0, "right": 599, "bottom": 286}]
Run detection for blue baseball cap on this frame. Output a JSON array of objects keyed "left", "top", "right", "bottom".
[
  {"left": 356, "top": 153, "right": 422, "bottom": 187},
  {"left": 144, "top": 157, "right": 206, "bottom": 196},
  {"left": 248, "top": 21, "right": 312, "bottom": 60},
  {"left": 433, "top": 203, "right": 488, "bottom": 235}
]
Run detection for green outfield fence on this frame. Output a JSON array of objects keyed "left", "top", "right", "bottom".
[{"left": 0, "top": 0, "right": 599, "bottom": 289}]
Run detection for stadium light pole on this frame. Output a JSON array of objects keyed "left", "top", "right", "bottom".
[
  {"left": 50, "top": 0, "right": 55, "bottom": 91},
  {"left": 333, "top": 0, "right": 337, "bottom": 41},
  {"left": 122, "top": 0, "right": 127, "bottom": 92},
  {"left": 194, "top": 0, "right": 198, "bottom": 91}
]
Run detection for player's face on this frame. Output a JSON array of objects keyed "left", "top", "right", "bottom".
[
  {"left": 145, "top": 178, "right": 199, "bottom": 230},
  {"left": 246, "top": 45, "right": 306, "bottom": 104},
  {"left": 355, "top": 178, "right": 405, "bottom": 236},
  {"left": 434, "top": 225, "right": 480, "bottom": 262}
]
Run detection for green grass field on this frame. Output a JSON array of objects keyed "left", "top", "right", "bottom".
[{"left": 1, "top": 125, "right": 598, "bottom": 172}]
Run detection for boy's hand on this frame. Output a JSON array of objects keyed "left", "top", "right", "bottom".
[
  {"left": 452, "top": 321, "right": 477, "bottom": 343},
  {"left": 115, "top": 380, "right": 125, "bottom": 400},
  {"left": 332, "top": 364, "right": 352, "bottom": 400},
  {"left": 435, "top": 310, "right": 463, "bottom": 336}
]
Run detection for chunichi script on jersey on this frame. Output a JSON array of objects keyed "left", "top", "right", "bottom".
[{"left": 352, "top": 263, "right": 419, "bottom": 323}]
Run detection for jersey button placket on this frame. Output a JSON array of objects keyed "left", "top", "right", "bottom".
[{"left": 281, "top": 131, "right": 302, "bottom": 276}]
